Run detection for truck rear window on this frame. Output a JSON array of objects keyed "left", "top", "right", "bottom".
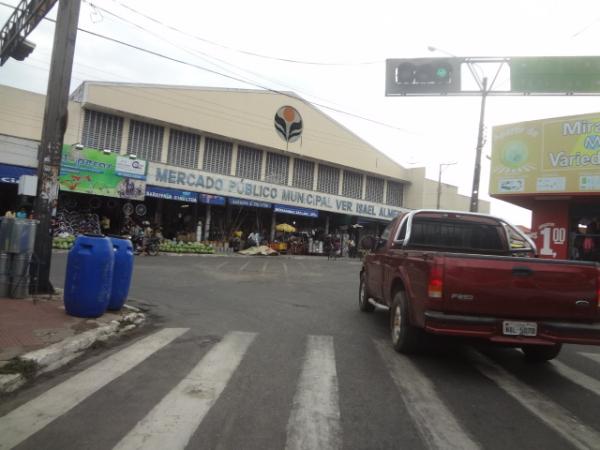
[{"left": 409, "top": 219, "right": 506, "bottom": 252}]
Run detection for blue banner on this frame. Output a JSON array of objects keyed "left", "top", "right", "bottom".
[
  {"left": 274, "top": 204, "right": 319, "bottom": 218},
  {"left": 0, "top": 163, "right": 36, "bottom": 184},
  {"left": 229, "top": 197, "right": 272, "bottom": 209},
  {"left": 198, "top": 193, "right": 226, "bottom": 205},
  {"left": 145, "top": 185, "right": 197, "bottom": 203}
]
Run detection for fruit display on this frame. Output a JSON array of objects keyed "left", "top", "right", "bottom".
[
  {"left": 159, "top": 241, "right": 215, "bottom": 254},
  {"left": 52, "top": 235, "right": 76, "bottom": 250}
]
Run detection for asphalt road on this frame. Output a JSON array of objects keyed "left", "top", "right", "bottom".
[{"left": 1, "top": 252, "right": 600, "bottom": 450}]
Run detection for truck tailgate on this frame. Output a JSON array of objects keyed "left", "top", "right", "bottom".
[{"left": 442, "top": 255, "right": 599, "bottom": 321}]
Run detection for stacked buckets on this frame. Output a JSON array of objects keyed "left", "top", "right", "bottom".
[{"left": 0, "top": 217, "right": 38, "bottom": 298}]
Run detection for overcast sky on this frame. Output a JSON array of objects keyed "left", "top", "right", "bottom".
[{"left": 2, "top": 0, "right": 600, "bottom": 226}]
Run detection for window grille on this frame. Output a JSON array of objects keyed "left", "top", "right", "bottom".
[
  {"left": 265, "top": 152, "right": 289, "bottom": 185},
  {"left": 292, "top": 158, "right": 315, "bottom": 191},
  {"left": 387, "top": 181, "right": 404, "bottom": 207},
  {"left": 365, "top": 176, "right": 384, "bottom": 203},
  {"left": 81, "top": 109, "right": 123, "bottom": 152},
  {"left": 342, "top": 170, "right": 363, "bottom": 199},
  {"left": 317, "top": 164, "right": 340, "bottom": 195},
  {"left": 236, "top": 145, "right": 263, "bottom": 180},
  {"left": 127, "top": 120, "right": 164, "bottom": 162},
  {"left": 203, "top": 137, "right": 233, "bottom": 175},
  {"left": 168, "top": 130, "right": 200, "bottom": 168}
]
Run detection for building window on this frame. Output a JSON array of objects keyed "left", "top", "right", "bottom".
[
  {"left": 317, "top": 164, "right": 340, "bottom": 195},
  {"left": 342, "top": 170, "right": 363, "bottom": 200},
  {"left": 203, "top": 137, "right": 233, "bottom": 175},
  {"left": 168, "top": 129, "right": 200, "bottom": 168},
  {"left": 387, "top": 181, "right": 404, "bottom": 207},
  {"left": 81, "top": 109, "right": 123, "bottom": 152},
  {"left": 265, "top": 152, "right": 289, "bottom": 185},
  {"left": 127, "top": 120, "right": 164, "bottom": 162},
  {"left": 365, "top": 176, "right": 384, "bottom": 203},
  {"left": 236, "top": 145, "right": 262, "bottom": 180},
  {"left": 292, "top": 158, "right": 314, "bottom": 191}
]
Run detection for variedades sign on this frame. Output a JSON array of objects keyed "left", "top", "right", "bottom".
[{"left": 148, "top": 163, "right": 405, "bottom": 220}]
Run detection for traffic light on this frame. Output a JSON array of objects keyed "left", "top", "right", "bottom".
[{"left": 385, "top": 58, "right": 463, "bottom": 95}]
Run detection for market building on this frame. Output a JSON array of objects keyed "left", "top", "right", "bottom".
[
  {"left": 490, "top": 111, "right": 600, "bottom": 261},
  {"left": 0, "top": 82, "right": 488, "bottom": 254}
]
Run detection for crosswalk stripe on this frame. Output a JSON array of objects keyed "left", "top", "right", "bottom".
[
  {"left": 239, "top": 261, "right": 250, "bottom": 272},
  {"left": 375, "top": 340, "right": 480, "bottom": 450},
  {"left": 550, "top": 359, "right": 600, "bottom": 397},
  {"left": 286, "top": 335, "right": 341, "bottom": 450},
  {"left": 579, "top": 351, "right": 600, "bottom": 365},
  {"left": 262, "top": 260, "right": 268, "bottom": 273},
  {"left": 215, "top": 261, "right": 228, "bottom": 270},
  {"left": 113, "top": 331, "right": 257, "bottom": 450},
  {"left": 470, "top": 351, "right": 600, "bottom": 450},
  {"left": 0, "top": 328, "right": 189, "bottom": 450},
  {"left": 283, "top": 262, "right": 289, "bottom": 276}
]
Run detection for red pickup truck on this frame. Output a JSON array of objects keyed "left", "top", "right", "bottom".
[{"left": 359, "top": 210, "right": 600, "bottom": 361}]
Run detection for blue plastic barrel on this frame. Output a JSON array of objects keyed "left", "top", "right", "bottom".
[
  {"left": 108, "top": 236, "right": 134, "bottom": 310},
  {"left": 64, "top": 235, "right": 114, "bottom": 318}
]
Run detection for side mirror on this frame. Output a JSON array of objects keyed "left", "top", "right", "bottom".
[{"left": 360, "top": 236, "right": 376, "bottom": 250}]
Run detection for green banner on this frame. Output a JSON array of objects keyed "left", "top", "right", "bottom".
[
  {"left": 59, "top": 145, "right": 147, "bottom": 200},
  {"left": 511, "top": 57, "right": 600, "bottom": 93}
]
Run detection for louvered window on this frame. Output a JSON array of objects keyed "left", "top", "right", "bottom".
[
  {"left": 168, "top": 130, "right": 200, "bottom": 168},
  {"left": 292, "top": 158, "right": 314, "bottom": 191},
  {"left": 81, "top": 109, "right": 123, "bottom": 152},
  {"left": 342, "top": 170, "right": 363, "bottom": 199},
  {"left": 387, "top": 181, "right": 404, "bottom": 207},
  {"left": 236, "top": 145, "right": 262, "bottom": 180},
  {"left": 317, "top": 164, "right": 340, "bottom": 195},
  {"left": 365, "top": 176, "right": 384, "bottom": 203},
  {"left": 203, "top": 137, "right": 233, "bottom": 175},
  {"left": 127, "top": 120, "right": 164, "bottom": 162},
  {"left": 265, "top": 152, "right": 289, "bottom": 185}
]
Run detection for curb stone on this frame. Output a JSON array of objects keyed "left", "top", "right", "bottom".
[{"left": 0, "top": 312, "right": 146, "bottom": 394}]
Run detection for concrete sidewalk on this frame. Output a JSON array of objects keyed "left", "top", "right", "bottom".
[{"left": 0, "top": 293, "right": 146, "bottom": 394}]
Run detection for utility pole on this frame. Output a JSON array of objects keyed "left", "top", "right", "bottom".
[
  {"left": 31, "top": 0, "right": 81, "bottom": 293},
  {"left": 470, "top": 77, "right": 488, "bottom": 212}
]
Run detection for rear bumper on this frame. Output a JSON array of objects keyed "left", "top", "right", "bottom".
[{"left": 424, "top": 310, "right": 600, "bottom": 346}]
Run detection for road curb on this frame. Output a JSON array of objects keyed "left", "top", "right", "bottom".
[{"left": 0, "top": 311, "right": 146, "bottom": 394}]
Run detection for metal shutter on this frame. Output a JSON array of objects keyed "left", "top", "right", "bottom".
[
  {"left": 386, "top": 181, "right": 404, "bottom": 207},
  {"left": 203, "top": 137, "right": 233, "bottom": 175},
  {"left": 365, "top": 176, "right": 384, "bottom": 203},
  {"left": 236, "top": 145, "right": 263, "bottom": 180},
  {"left": 81, "top": 109, "right": 123, "bottom": 152},
  {"left": 342, "top": 170, "right": 363, "bottom": 199},
  {"left": 265, "top": 152, "right": 289, "bottom": 185},
  {"left": 292, "top": 158, "right": 314, "bottom": 190},
  {"left": 127, "top": 120, "right": 164, "bottom": 162},
  {"left": 317, "top": 164, "right": 340, "bottom": 195},
  {"left": 168, "top": 130, "right": 200, "bottom": 168}
]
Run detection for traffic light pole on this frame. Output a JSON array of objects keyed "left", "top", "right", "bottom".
[
  {"left": 469, "top": 77, "right": 488, "bottom": 212},
  {"left": 31, "top": 0, "right": 81, "bottom": 294}
]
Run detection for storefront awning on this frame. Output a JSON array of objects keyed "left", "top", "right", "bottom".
[
  {"left": 274, "top": 204, "right": 319, "bottom": 218},
  {"left": 229, "top": 198, "right": 272, "bottom": 208},
  {"left": 199, "top": 193, "right": 226, "bottom": 205},
  {"left": 145, "top": 185, "right": 198, "bottom": 203},
  {"left": 0, "top": 163, "right": 36, "bottom": 184}
]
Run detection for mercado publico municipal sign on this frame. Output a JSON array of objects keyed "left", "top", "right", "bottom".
[{"left": 147, "top": 162, "right": 405, "bottom": 220}]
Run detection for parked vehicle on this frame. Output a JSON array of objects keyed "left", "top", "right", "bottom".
[{"left": 359, "top": 210, "right": 600, "bottom": 361}]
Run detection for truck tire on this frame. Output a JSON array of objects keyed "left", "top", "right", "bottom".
[
  {"left": 522, "top": 344, "right": 562, "bottom": 362},
  {"left": 359, "top": 273, "right": 375, "bottom": 312},
  {"left": 390, "top": 291, "right": 421, "bottom": 354}
]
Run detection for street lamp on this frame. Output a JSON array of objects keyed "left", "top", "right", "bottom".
[{"left": 437, "top": 162, "right": 457, "bottom": 209}]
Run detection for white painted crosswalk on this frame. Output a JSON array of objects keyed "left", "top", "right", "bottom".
[{"left": 1, "top": 331, "right": 600, "bottom": 450}]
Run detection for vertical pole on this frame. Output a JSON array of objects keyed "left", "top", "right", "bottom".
[
  {"left": 436, "top": 164, "right": 442, "bottom": 209},
  {"left": 204, "top": 204, "right": 211, "bottom": 242},
  {"left": 32, "top": 0, "right": 82, "bottom": 293},
  {"left": 470, "top": 77, "right": 488, "bottom": 213}
]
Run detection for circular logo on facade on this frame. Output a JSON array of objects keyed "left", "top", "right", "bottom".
[
  {"left": 501, "top": 140, "right": 529, "bottom": 169},
  {"left": 274, "top": 106, "right": 303, "bottom": 143}
]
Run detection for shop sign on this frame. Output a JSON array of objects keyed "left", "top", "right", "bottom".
[
  {"left": 199, "top": 193, "right": 226, "bottom": 205},
  {"left": 146, "top": 185, "right": 198, "bottom": 203},
  {"left": 0, "top": 163, "right": 36, "bottom": 184},
  {"left": 490, "top": 111, "right": 600, "bottom": 196},
  {"left": 149, "top": 162, "right": 405, "bottom": 220},
  {"left": 229, "top": 198, "right": 271, "bottom": 208},
  {"left": 59, "top": 145, "right": 147, "bottom": 200},
  {"left": 274, "top": 204, "right": 318, "bottom": 218}
]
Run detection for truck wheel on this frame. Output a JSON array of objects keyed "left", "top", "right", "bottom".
[
  {"left": 390, "top": 291, "right": 421, "bottom": 354},
  {"left": 359, "top": 273, "right": 375, "bottom": 312},
  {"left": 522, "top": 344, "right": 562, "bottom": 362}
]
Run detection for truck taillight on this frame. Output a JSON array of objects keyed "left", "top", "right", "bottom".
[{"left": 428, "top": 262, "right": 443, "bottom": 299}]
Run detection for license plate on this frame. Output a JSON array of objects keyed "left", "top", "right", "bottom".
[{"left": 502, "top": 321, "right": 538, "bottom": 337}]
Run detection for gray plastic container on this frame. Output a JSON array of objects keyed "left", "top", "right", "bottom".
[
  {"left": 0, "top": 253, "right": 10, "bottom": 297},
  {"left": 10, "top": 253, "right": 31, "bottom": 298},
  {"left": 7, "top": 219, "right": 37, "bottom": 254}
]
